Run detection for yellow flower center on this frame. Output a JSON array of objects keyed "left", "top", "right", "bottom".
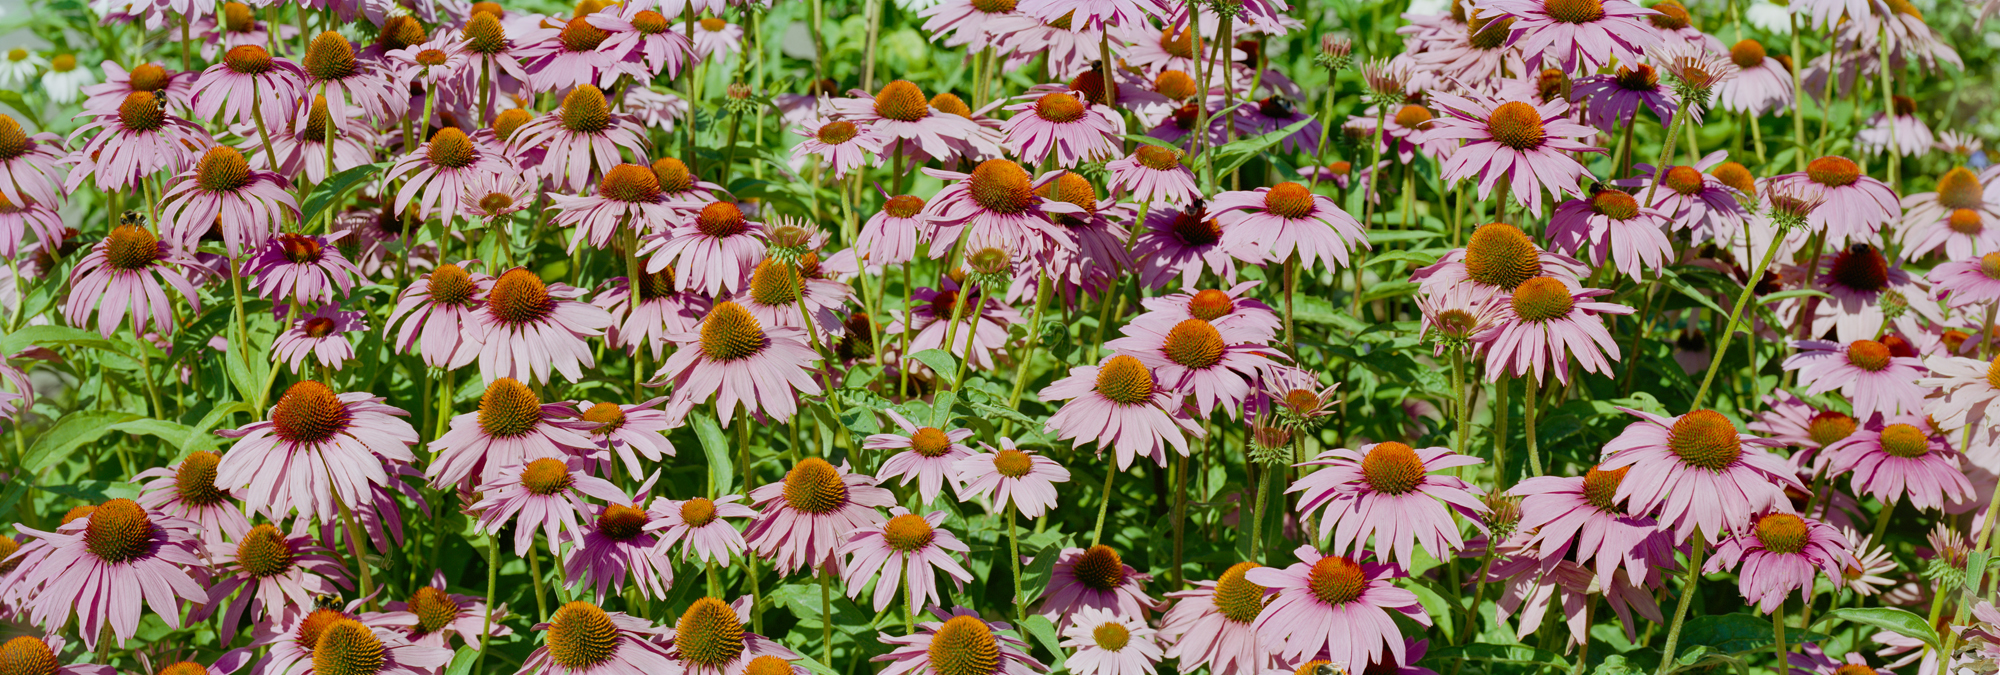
[
  {"left": 237, "top": 524, "right": 297, "bottom": 577},
  {"left": 1667, "top": 410, "right": 1742, "bottom": 471},
  {"left": 1485, "top": 101, "right": 1546, "bottom": 151},
  {"left": 477, "top": 377, "right": 543, "bottom": 438},
  {"left": 699, "top": 301, "right": 765, "bottom": 362},
  {"left": 1072, "top": 544, "right": 1127, "bottom": 591},
  {"left": 547, "top": 601, "right": 621, "bottom": 669},
  {"left": 1306, "top": 555, "right": 1365, "bottom": 606},
  {"left": 1093, "top": 355, "right": 1155, "bottom": 405},
  {"left": 1464, "top": 223, "right": 1542, "bottom": 290},
  {"left": 1753, "top": 513, "right": 1810, "bottom": 554},
  {"left": 782, "top": 457, "right": 849, "bottom": 514},
  {"left": 1878, "top": 423, "right": 1931, "bottom": 458},
  {"left": 881, "top": 513, "right": 936, "bottom": 552},
  {"left": 272, "top": 380, "right": 352, "bottom": 444},
  {"left": 1211, "top": 561, "right": 1268, "bottom": 623},
  {"left": 675, "top": 597, "right": 745, "bottom": 668},
  {"left": 1361, "top": 442, "right": 1427, "bottom": 494},
  {"left": 1509, "top": 277, "right": 1574, "bottom": 322}
]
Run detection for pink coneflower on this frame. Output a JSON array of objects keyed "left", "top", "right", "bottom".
[
  {"left": 63, "top": 91, "right": 212, "bottom": 193},
  {"left": 1857, "top": 96, "right": 1936, "bottom": 158},
  {"left": 793, "top": 117, "right": 883, "bottom": 179},
  {"left": 1766, "top": 156, "right": 1899, "bottom": 247},
  {"left": 886, "top": 277, "right": 1025, "bottom": 372},
  {"left": 1705, "top": 511, "right": 1852, "bottom": 612},
  {"left": 508, "top": 85, "right": 649, "bottom": 192},
  {"left": 999, "top": 90, "right": 1122, "bottom": 168},
  {"left": 1571, "top": 63, "right": 1679, "bottom": 130},
  {"left": 427, "top": 377, "right": 596, "bottom": 492},
  {"left": 1133, "top": 201, "right": 1268, "bottom": 291},
  {"left": 564, "top": 499, "right": 675, "bottom": 602},
  {"left": 1475, "top": 277, "right": 1633, "bottom": 384},
  {"left": 3, "top": 499, "right": 205, "bottom": 648},
  {"left": 516, "top": 15, "right": 624, "bottom": 91},
  {"left": 1062, "top": 606, "right": 1162, "bottom": 675},
  {"left": 951, "top": 438, "right": 1071, "bottom": 518},
  {"left": 522, "top": 601, "right": 676, "bottom": 675},
  {"left": 80, "top": 60, "right": 192, "bottom": 114},
  {"left": 857, "top": 194, "right": 929, "bottom": 266},
  {"left": 1599, "top": 407, "right": 1803, "bottom": 541},
  {"left": 257, "top": 93, "right": 376, "bottom": 184},
  {"left": 299, "top": 31, "right": 406, "bottom": 123},
  {"left": 1413, "top": 222, "right": 1589, "bottom": 297},
  {"left": 159, "top": 145, "right": 297, "bottom": 256},
  {"left": 1415, "top": 282, "right": 1507, "bottom": 356},
  {"left": 471, "top": 456, "right": 629, "bottom": 555},
  {"left": 385, "top": 126, "right": 506, "bottom": 227},
  {"left": 1479, "top": 0, "right": 1660, "bottom": 73},
  {"left": 463, "top": 267, "right": 614, "bottom": 385},
  {"left": 64, "top": 223, "right": 206, "bottom": 338},
  {"left": 386, "top": 262, "right": 489, "bottom": 369},
  {"left": 217, "top": 380, "right": 418, "bottom": 522},
  {"left": 1106, "top": 145, "right": 1200, "bottom": 206},
  {"left": 824, "top": 80, "right": 993, "bottom": 165},
  {"left": 1787, "top": 644, "right": 1897, "bottom": 675},
  {"left": 1039, "top": 545, "right": 1158, "bottom": 625},
  {"left": 655, "top": 300, "right": 822, "bottom": 426},
  {"left": 867, "top": 410, "right": 975, "bottom": 504},
  {"left": 1291, "top": 442, "right": 1487, "bottom": 566},
  {"left": 732, "top": 253, "right": 851, "bottom": 343},
  {"left": 299, "top": 616, "right": 452, "bottom": 675},
  {"left": 838, "top": 507, "right": 973, "bottom": 612},
  {"left": 1714, "top": 39, "right": 1793, "bottom": 115},
  {"left": 369, "top": 572, "right": 512, "bottom": 649},
  {"left": 1545, "top": 188, "right": 1673, "bottom": 279},
  {"left": 1041, "top": 354, "right": 1204, "bottom": 470},
  {"left": 573, "top": 398, "right": 678, "bottom": 477},
  {"left": 919, "top": 159, "right": 1080, "bottom": 261},
  {"left": 1138, "top": 283, "right": 1283, "bottom": 342},
  {"left": 589, "top": 5, "right": 693, "bottom": 79},
  {"left": 1246, "top": 546, "right": 1429, "bottom": 668},
  {"left": 201, "top": 522, "right": 351, "bottom": 638},
  {"left": 1159, "top": 562, "right": 1278, "bottom": 675},
  {"left": 1210, "top": 182, "right": 1367, "bottom": 272},
  {"left": 190, "top": 45, "right": 307, "bottom": 129},
  {"left": 662, "top": 597, "right": 803, "bottom": 675},
  {"left": 1928, "top": 252, "right": 2000, "bottom": 310},
  {"left": 135, "top": 450, "right": 252, "bottom": 540},
  {"left": 1805, "top": 243, "right": 1930, "bottom": 342},
  {"left": 919, "top": 0, "right": 1043, "bottom": 51},
  {"left": 1923, "top": 353, "right": 2000, "bottom": 438},
  {"left": 1425, "top": 93, "right": 1599, "bottom": 216},
  {"left": 0, "top": 114, "right": 66, "bottom": 207},
  {"left": 1507, "top": 465, "right": 1678, "bottom": 584},
  {"left": 0, "top": 191, "right": 62, "bottom": 259},
  {"left": 640, "top": 202, "right": 768, "bottom": 297},
  {"left": 275, "top": 304, "right": 367, "bottom": 372},
  {"left": 1823, "top": 417, "right": 1975, "bottom": 512},
  {"left": 745, "top": 457, "right": 895, "bottom": 574},
  {"left": 244, "top": 233, "right": 363, "bottom": 308},
  {"left": 1900, "top": 166, "right": 2000, "bottom": 261},
  {"left": 547, "top": 162, "right": 676, "bottom": 252},
  {"left": 1104, "top": 313, "right": 1280, "bottom": 418},
  {"left": 1613, "top": 153, "right": 1752, "bottom": 240},
  {"left": 876, "top": 609, "right": 1044, "bottom": 675},
  {"left": 1784, "top": 339, "right": 1927, "bottom": 421},
  {"left": 591, "top": 268, "right": 708, "bottom": 359},
  {"left": 1749, "top": 394, "right": 1857, "bottom": 462},
  {"left": 678, "top": 17, "right": 745, "bottom": 59},
  {"left": 646, "top": 494, "right": 755, "bottom": 565}
]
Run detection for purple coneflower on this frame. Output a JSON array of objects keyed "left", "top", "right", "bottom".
[
  {"left": 887, "top": 277, "right": 1024, "bottom": 372},
  {"left": 1570, "top": 63, "right": 1678, "bottom": 131},
  {"left": 1704, "top": 511, "right": 1852, "bottom": 613},
  {"left": 1715, "top": 39, "right": 1793, "bottom": 115},
  {"left": 464, "top": 267, "right": 615, "bottom": 385},
  {"left": 548, "top": 162, "right": 677, "bottom": 252},
  {"left": 4, "top": 499, "right": 206, "bottom": 649},
  {"left": 655, "top": 300, "right": 823, "bottom": 426},
  {"left": 920, "top": 159, "right": 1080, "bottom": 261},
  {"left": 575, "top": 398, "right": 677, "bottom": 477},
  {"left": 1000, "top": 91, "right": 1122, "bottom": 167},
  {"left": 0, "top": 191, "right": 63, "bottom": 259},
  {"left": 1245, "top": 546, "right": 1429, "bottom": 669},
  {"left": 1783, "top": 338, "right": 1927, "bottom": 421},
  {"left": 640, "top": 202, "right": 767, "bottom": 297},
  {"left": 368, "top": 572, "right": 512, "bottom": 649},
  {"left": 507, "top": 85, "right": 649, "bottom": 192},
  {"left": 136, "top": 450, "right": 252, "bottom": 540},
  {"left": 951, "top": 438, "right": 1071, "bottom": 518},
  {"left": 1159, "top": 562, "right": 1278, "bottom": 675},
  {"left": 274, "top": 304, "right": 367, "bottom": 372},
  {"left": 217, "top": 380, "right": 419, "bottom": 522},
  {"left": 1475, "top": 277, "right": 1633, "bottom": 384},
  {"left": 857, "top": 194, "right": 929, "bottom": 266},
  {"left": 190, "top": 45, "right": 306, "bottom": 129},
  {"left": 1104, "top": 313, "right": 1281, "bottom": 418},
  {"left": 1857, "top": 96, "right": 1936, "bottom": 158},
  {"left": 0, "top": 114, "right": 66, "bottom": 207},
  {"left": 1106, "top": 145, "right": 1200, "bottom": 206},
  {"left": 1545, "top": 188, "right": 1673, "bottom": 279},
  {"left": 1765, "top": 155, "right": 1899, "bottom": 247},
  {"left": 1899, "top": 166, "right": 2000, "bottom": 261},
  {"left": 1137, "top": 283, "right": 1282, "bottom": 342},
  {"left": 471, "top": 457, "right": 630, "bottom": 556},
  {"left": 1291, "top": 442, "right": 1487, "bottom": 566},
  {"left": 590, "top": 268, "right": 708, "bottom": 359},
  {"left": 1613, "top": 152, "right": 1751, "bottom": 241},
  {"left": 1061, "top": 606, "right": 1162, "bottom": 675},
  {"left": 1133, "top": 201, "right": 1267, "bottom": 290},
  {"left": 386, "top": 262, "right": 490, "bottom": 369},
  {"left": 1506, "top": 465, "right": 1677, "bottom": 584},
  {"left": 81, "top": 60, "right": 191, "bottom": 114},
  {"left": 1039, "top": 545, "right": 1158, "bottom": 625},
  {"left": 1425, "top": 92, "right": 1599, "bottom": 216},
  {"left": 565, "top": 499, "right": 675, "bottom": 601},
  {"left": 1480, "top": 0, "right": 1660, "bottom": 73},
  {"left": 1210, "top": 182, "right": 1367, "bottom": 272},
  {"left": 1412, "top": 222, "right": 1588, "bottom": 296},
  {"left": 1823, "top": 417, "right": 1976, "bottom": 512},
  {"left": 875, "top": 609, "right": 1043, "bottom": 675},
  {"left": 300, "top": 31, "right": 406, "bottom": 123},
  {"left": 1805, "top": 243, "right": 1929, "bottom": 342},
  {"left": 646, "top": 494, "right": 755, "bottom": 565},
  {"left": 745, "top": 457, "right": 894, "bottom": 574},
  {"left": 1041, "top": 354, "right": 1203, "bottom": 470},
  {"left": 838, "top": 508, "right": 973, "bottom": 612},
  {"left": 517, "top": 15, "right": 623, "bottom": 91},
  {"left": 867, "top": 410, "right": 975, "bottom": 504},
  {"left": 792, "top": 117, "right": 883, "bottom": 179},
  {"left": 243, "top": 233, "right": 364, "bottom": 305},
  {"left": 1234, "top": 96, "right": 1322, "bottom": 155},
  {"left": 64, "top": 223, "right": 206, "bottom": 338},
  {"left": 823, "top": 80, "right": 990, "bottom": 164},
  {"left": 160, "top": 145, "right": 297, "bottom": 257},
  {"left": 427, "top": 377, "right": 596, "bottom": 492},
  {"left": 260, "top": 94, "right": 376, "bottom": 184},
  {"left": 589, "top": 5, "right": 693, "bottom": 79},
  {"left": 521, "top": 601, "right": 675, "bottom": 675},
  {"left": 1599, "top": 407, "right": 1802, "bottom": 541},
  {"left": 386, "top": 126, "right": 506, "bottom": 227},
  {"left": 201, "top": 522, "right": 351, "bottom": 638},
  {"left": 678, "top": 17, "right": 745, "bottom": 60},
  {"left": 64, "top": 91, "right": 213, "bottom": 193}
]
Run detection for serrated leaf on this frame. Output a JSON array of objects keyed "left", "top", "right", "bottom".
[
  {"left": 1821, "top": 607, "right": 1939, "bottom": 649},
  {"left": 25, "top": 410, "right": 142, "bottom": 473},
  {"left": 300, "top": 161, "right": 391, "bottom": 228},
  {"left": 692, "top": 412, "right": 735, "bottom": 497}
]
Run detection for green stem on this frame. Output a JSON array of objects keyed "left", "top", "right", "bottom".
[
  {"left": 1007, "top": 508, "right": 1024, "bottom": 623},
  {"left": 1248, "top": 463, "right": 1273, "bottom": 564},
  {"left": 1090, "top": 465, "right": 1118, "bottom": 546},
  {"left": 820, "top": 572, "right": 834, "bottom": 664},
  {"left": 1772, "top": 602, "right": 1789, "bottom": 664},
  {"left": 1003, "top": 275, "right": 1050, "bottom": 411},
  {"left": 477, "top": 537, "right": 498, "bottom": 673},
  {"left": 337, "top": 493, "right": 378, "bottom": 612},
  {"left": 1691, "top": 229, "right": 1786, "bottom": 410},
  {"left": 1642, "top": 101, "right": 1692, "bottom": 206},
  {"left": 1653, "top": 534, "right": 1709, "bottom": 675},
  {"left": 1524, "top": 375, "right": 1542, "bottom": 476},
  {"left": 528, "top": 536, "right": 549, "bottom": 621},
  {"left": 1869, "top": 498, "right": 1896, "bottom": 547},
  {"left": 1492, "top": 378, "right": 1511, "bottom": 488}
]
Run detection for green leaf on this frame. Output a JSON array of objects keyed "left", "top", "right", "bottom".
[
  {"left": 300, "top": 161, "right": 391, "bottom": 228},
  {"left": 24, "top": 410, "right": 142, "bottom": 473},
  {"left": 911, "top": 348, "right": 958, "bottom": 380},
  {"left": 1423, "top": 644, "right": 1570, "bottom": 671},
  {"left": 791, "top": 652, "right": 841, "bottom": 675},
  {"left": 931, "top": 389, "right": 958, "bottom": 427},
  {"left": 1362, "top": 250, "right": 1441, "bottom": 269},
  {"left": 0, "top": 91, "right": 43, "bottom": 130},
  {"left": 1204, "top": 118, "right": 1313, "bottom": 183},
  {"left": 110, "top": 419, "right": 215, "bottom": 455},
  {"left": 442, "top": 646, "right": 481, "bottom": 675},
  {"left": 1021, "top": 614, "right": 1067, "bottom": 671},
  {"left": 1756, "top": 289, "right": 1832, "bottom": 305},
  {"left": 1591, "top": 655, "right": 1643, "bottom": 675},
  {"left": 1820, "top": 607, "right": 1940, "bottom": 649},
  {"left": 223, "top": 346, "right": 270, "bottom": 411},
  {"left": 0, "top": 324, "right": 123, "bottom": 357},
  {"left": 1678, "top": 612, "right": 1827, "bottom": 655},
  {"left": 692, "top": 412, "right": 735, "bottom": 497}
]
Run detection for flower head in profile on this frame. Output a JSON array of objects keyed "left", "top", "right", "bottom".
[
  {"left": 520, "top": 600, "right": 675, "bottom": 675},
  {"left": 368, "top": 571, "right": 512, "bottom": 650},
  {"left": 243, "top": 233, "right": 365, "bottom": 306},
  {"left": 5, "top": 499, "right": 206, "bottom": 649},
  {"left": 1246, "top": 546, "right": 1430, "bottom": 669},
  {"left": 1106, "top": 145, "right": 1200, "bottom": 206},
  {"left": 838, "top": 507, "right": 973, "bottom": 612},
  {"left": 1823, "top": 416, "right": 1975, "bottom": 512},
  {"left": 384, "top": 126, "right": 507, "bottom": 228},
  {"left": 549, "top": 162, "right": 678, "bottom": 253},
  {"left": 135, "top": 449, "right": 251, "bottom": 540},
  {"left": 218, "top": 380, "right": 419, "bottom": 523},
  {"left": 275, "top": 304, "right": 367, "bottom": 373},
  {"left": 951, "top": 437, "right": 1072, "bottom": 518},
  {"left": 1705, "top": 512, "right": 1852, "bottom": 613},
  {"left": 575, "top": 398, "right": 678, "bottom": 477},
  {"left": 507, "top": 85, "right": 649, "bottom": 192},
  {"left": 1039, "top": 545, "right": 1158, "bottom": 626},
  {"left": 1545, "top": 188, "right": 1674, "bottom": 279},
  {"left": 1506, "top": 464, "right": 1678, "bottom": 585},
  {"left": 0, "top": 113, "right": 68, "bottom": 208},
  {"left": 1000, "top": 91, "right": 1122, "bottom": 167},
  {"left": 745, "top": 458, "right": 895, "bottom": 574},
  {"left": 1598, "top": 408, "right": 1803, "bottom": 541},
  {"left": 640, "top": 201, "right": 768, "bottom": 297},
  {"left": 564, "top": 498, "right": 676, "bottom": 602},
  {"left": 1210, "top": 182, "right": 1368, "bottom": 273},
  {"left": 792, "top": 117, "right": 883, "bottom": 179},
  {"left": 1899, "top": 167, "right": 2000, "bottom": 262},
  {"left": 1040, "top": 354, "right": 1205, "bottom": 470},
  {"left": 64, "top": 91, "right": 213, "bottom": 193},
  {"left": 874, "top": 608, "right": 1045, "bottom": 675},
  {"left": 298, "top": 31, "right": 407, "bottom": 123},
  {"left": 1477, "top": 0, "right": 1660, "bottom": 76},
  {"left": 1766, "top": 155, "right": 1898, "bottom": 248}
]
